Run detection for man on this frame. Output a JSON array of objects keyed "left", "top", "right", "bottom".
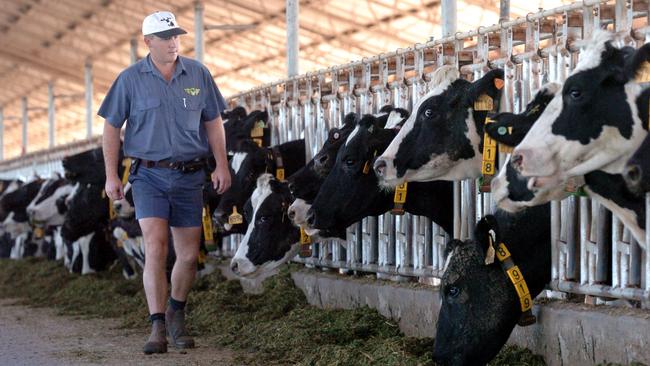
[{"left": 99, "top": 11, "right": 231, "bottom": 354}]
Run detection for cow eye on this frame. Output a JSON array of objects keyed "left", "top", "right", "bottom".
[
  {"left": 569, "top": 89, "right": 582, "bottom": 100},
  {"left": 345, "top": 158, "right": 356, "bottom": 166},
  {"left": 447, "top": 286, "right": 460, "bottom": 298},
  {"left": 424, "top": 109, "right": 434, "bottom": 118}
]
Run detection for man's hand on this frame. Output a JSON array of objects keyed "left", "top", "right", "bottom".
[
  {"left": 105, "top": 175, "right": 124, "bottom": 200},
  {"left": 212, "top": 164, "right": 231, "bottom": 194}
]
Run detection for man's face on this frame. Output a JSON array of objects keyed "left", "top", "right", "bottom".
[{"left": 145, "top": 35, "right": 180, "bottom": 64}]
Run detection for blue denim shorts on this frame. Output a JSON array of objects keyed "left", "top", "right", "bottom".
[{"left": 128, "top": 165, "right": 205, "bottom": 227}]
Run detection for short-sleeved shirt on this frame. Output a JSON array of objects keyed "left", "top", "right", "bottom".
[{"left": 98, "top": 54, "right": 227, "bottom": 162}]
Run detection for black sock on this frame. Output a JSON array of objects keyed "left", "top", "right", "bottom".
[
  {"left": 169, "top": 297, "right": 186, "bottom": 311},
  {"left": 150, "top": 313, "right": 165, "bottom": 323}
]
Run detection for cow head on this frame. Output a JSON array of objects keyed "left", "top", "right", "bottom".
[
  {"left": 375, "top": 66, "right": 504, "bottom": 186},
  {"left": 0, "top": 178, "right": 43, "bottom": 222},
  {"left": 312, "top": 112, "right": 360, "bottom": 176},
  {"left": 61, "top": 184, "right": 109, "bottom": 243},
  {"left": 434, "top": 207, "right": 551, "bottom": 365},
  {"left": 113, "top": 182, "right": 135, "bottom": 218},
  {"left": 307, "top": 111, "right": 408, "bottom": 232},
  {"left": 26, "top": 175, "right": 73, "bottom": 226},
  {"left": 213, "top": 141, "right": 266, "bottom": 234},
  {"left": 230, "top": 174, "right": 300, "bottom": 277},
  {"left": 62, "top": 147, "right": 108, "bottom": 185},
  {"left": 225, "top": 109, "right": 270, "bottom": 152},
  {"left": 484, "top": 83, "right": 571, "bottom": 212},
  {"left": 512, "top": 32, "right": 650, "bottom": 188}
]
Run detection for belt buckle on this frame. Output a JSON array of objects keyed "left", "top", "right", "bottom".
[{"left": 169, "top": 161, "right": 182, "bottom": 170}]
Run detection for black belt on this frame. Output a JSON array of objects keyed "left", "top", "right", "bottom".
[{"left": 137, "top": 158, "right": 206, "bottom": 172}]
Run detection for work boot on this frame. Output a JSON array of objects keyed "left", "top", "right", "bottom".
[
  {"left": 143, "top": 319, "right": 167, "bottom": 354},
  {"left": 166, "top": 306, "right": 195, "bottom": 349}
]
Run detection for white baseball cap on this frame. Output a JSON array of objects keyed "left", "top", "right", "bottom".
[{"left": 142, "top": 11, "right": 187, "bottom": 38}]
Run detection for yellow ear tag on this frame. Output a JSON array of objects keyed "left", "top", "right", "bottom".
[
  {"left": 34, "top": 227, "right": 45, "bottom": 239},
  {"left": 481, "top": 118, "right": 497, "bottom": 176},
  {"left": 635, "top": 61, "right": 650, "bottom": 83},
  {"left": 251, "top": 121, "right": 265, "bottom": 138},
  {"left": 393, "top": 182, "right": 408, "bottom": 204},
  {"left": 228, "top": 206, "right": 243, "bottom": 225},
  {"left": 300, "top": 227, "right": 312, "bottom": 244},
  {"left": 362, "top": 161, "right": 371, "bottom": 174},
  {"left": 108, "top": 199, "right": 116, "bottom": 220},
  {"left": 474, "top": 94, "right": 494, "bottom": 111},
  {"left": 276, "top": 168, "right": 285, "bottom": 181},
  {"left": 202, "top": 205, "right": 214, "bottom": 247},
  {"left": 254, "top": 138, "right": 263, "bottom": 147}
]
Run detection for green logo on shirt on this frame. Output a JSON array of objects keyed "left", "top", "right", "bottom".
[{"left": 184, "top": 88, "right": 201, "bottom": 96}]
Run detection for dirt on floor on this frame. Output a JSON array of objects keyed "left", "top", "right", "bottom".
[{"left": 0, "top": 298, "right": 238, "bottom": 366}]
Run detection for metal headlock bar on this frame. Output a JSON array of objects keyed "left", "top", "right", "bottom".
[{"left": 2, "top": 0, "right": 650, "bottom": 305}]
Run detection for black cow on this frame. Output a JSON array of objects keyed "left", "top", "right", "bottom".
[
  {"left": 512, "top": 32, "right": 650, "bottom": 190},
  {"left": 213, "top": 139, "right": 306, "bottom": 235},
  {"left": 224, "top": 109, "right": 271, "bottom": 152},
  {"left": 374, "top": 66, "right": 505, "bottom": 187},
  {"left": 0, "top": 179, "right": 43, "bottom": 258},
  {"left": 62, "top": 147, "right": 107, "bottom": 185},
  {"left": 307, "top": 113, "right": 454, "bottom": 238},
  {"left": 434, "top": 204, "right": 551, "bottom": 366}
]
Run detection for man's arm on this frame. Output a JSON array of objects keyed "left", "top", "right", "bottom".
[
  {"left": 103, "top": 121, "right": 124, "bottom": 200},
  {"left": 204, "top": 115, "right": 231, "bottom": 194}
]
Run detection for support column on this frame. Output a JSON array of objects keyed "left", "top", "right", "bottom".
[
  {"left": 500, "top": 0, "right": 510, "bottom": 23},
  {"left": 441, "top": 0, "right": 457, "bottom": 37},
  {"left": 48, "top": 81, "right": 55, "bottom": 148},
  {"left": 195, "top": 1, "right": 204, "bottom": 63},
  {"left": 85, "top": 60, "right": 93, "bottom": 139},
  {"left": 130, "top": 38, "right": 138, "bottom": 65},
  {"left": 21, "top": 97, "right": 28, "bottom": 156},
  {"left": 286, "top": 0, "right": 299, "bottom": 77}
]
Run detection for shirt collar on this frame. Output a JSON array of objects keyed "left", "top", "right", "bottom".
[{"left": 140, "top": 54, "right": 187, "bottom": 80}]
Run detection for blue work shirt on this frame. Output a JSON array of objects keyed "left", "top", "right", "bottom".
[{"left": 98, "top": 54, "right": 227, "bottom": 162}]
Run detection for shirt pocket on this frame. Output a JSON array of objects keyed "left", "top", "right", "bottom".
[{"left": 177, "top": 98, "right": 205, "bottom": 132}]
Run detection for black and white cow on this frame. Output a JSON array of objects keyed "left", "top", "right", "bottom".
[
  {"left": 485, "top": 83, "right": 571, "bottom": 212},
  {"left": 307, "top": 113, "right": 454, "bottom": 237},
  {"left": 230, "top": 174, "right": 299, "bottom": 277},
  {"left": 60, "top": 183, "right": 116, "bottom": 274},
  {"left": 0, "top": 178, "right": 44, "bottom": 259},
  {"left": 434, "top": 204, "right": 551, "bottom": 366},
  {"left": 374, "top": 66, "right": 505, "bottom": 186},
  {"left": 213, "top": 139, "right": 306, "bottom": 235},
  {"left": 62, "top": 147, "right": 108, "bottom": 185},
  {"left": 512, "top": 32, "right": 649, "bottom": 189}
]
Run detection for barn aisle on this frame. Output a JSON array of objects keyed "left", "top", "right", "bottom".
[{"left": 0, "top": 299, "right": 237, "bottom": 366}]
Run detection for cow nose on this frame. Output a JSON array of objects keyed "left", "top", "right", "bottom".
[
  {"left": 230, "top": 261, "right": 239, "bottom": 274},
  {"left": 624, "top": 164, "right": 642, "bottom": 186},
  {"left": 288, "top": 182, "right": 296, "bottom": 194},
  {"left": 373, "top": 158, "right": 387, "bottom": 177},
  {"left": 317, "top": 154, "right": 328, "bottom": 166},
  {"left": 114, "top": 202, "right": 122, "bottom": 211},
  {"left": 287, "top": 207, "right": 296, "bottom": 220}
]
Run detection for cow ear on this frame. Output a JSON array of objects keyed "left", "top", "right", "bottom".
[
  {"left": 342, "top": 112, "right": 358, "bottom": 129},
  {"left": 485, "top": 113, "right": 524, "bottom": 147},
  {"left": 625, "top": 42, "right": 650, "bottom": 82},
  {"left": 474, "top": 215, "right": 499, "bottom": 257},
  {"left": 467, "top": 68, "right": 505, "bottom": 105},
  {"left": 443, "top": 239, "right": 465, "bottom": 258},
  {"left": 359, "top": 114, "right": 378, "bottom": 133}
]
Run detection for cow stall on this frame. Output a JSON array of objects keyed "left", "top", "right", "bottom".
[{"left": 226, "top": 0, "right": 650, "bottom": 307}]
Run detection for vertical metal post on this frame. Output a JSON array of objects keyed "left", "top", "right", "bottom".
[
  {"left": 85, "top": 60, "right": 93, "bottom": 139},
  {"left": 499, "top": 0, "right": 510, "bottom": 22},
  {"left": 194, "top": 1, "right": 204, "bottom": 63},
  {"left": 441, "top": 0, "right": 456, "bottom": 37},
  {"left": 21, "top": 97, "right": 28, "bottom": 156},
  {"left": 0, "top": 107, "right": 4, "bottom": 161},
  {"left": 48, "top": 81, "right": 55, "bottom": 148},
  {"left": 286, "top": 0, "right": 299, "bottom": 77},
  {"left": 130, "top": 38, "right": 138, "bottom": 65},
  {"left": 595, "top": 205, "right": 612, "bottom": 283}
]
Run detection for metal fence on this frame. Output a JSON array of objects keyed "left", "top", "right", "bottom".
[{"left": 227, "top": 0, "right": 650, "bottom": 306}]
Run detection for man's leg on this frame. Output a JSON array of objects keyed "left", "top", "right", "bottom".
[
  {"left": 140, "top": 217, "right": 170, "bottom": 354},
  {"left": 166, "top": 226, "right": 201, "bottom": 348}
]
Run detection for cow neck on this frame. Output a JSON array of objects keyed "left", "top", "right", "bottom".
[{"left": 486, "top": 231, "right": 536, "bottom": 327}]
